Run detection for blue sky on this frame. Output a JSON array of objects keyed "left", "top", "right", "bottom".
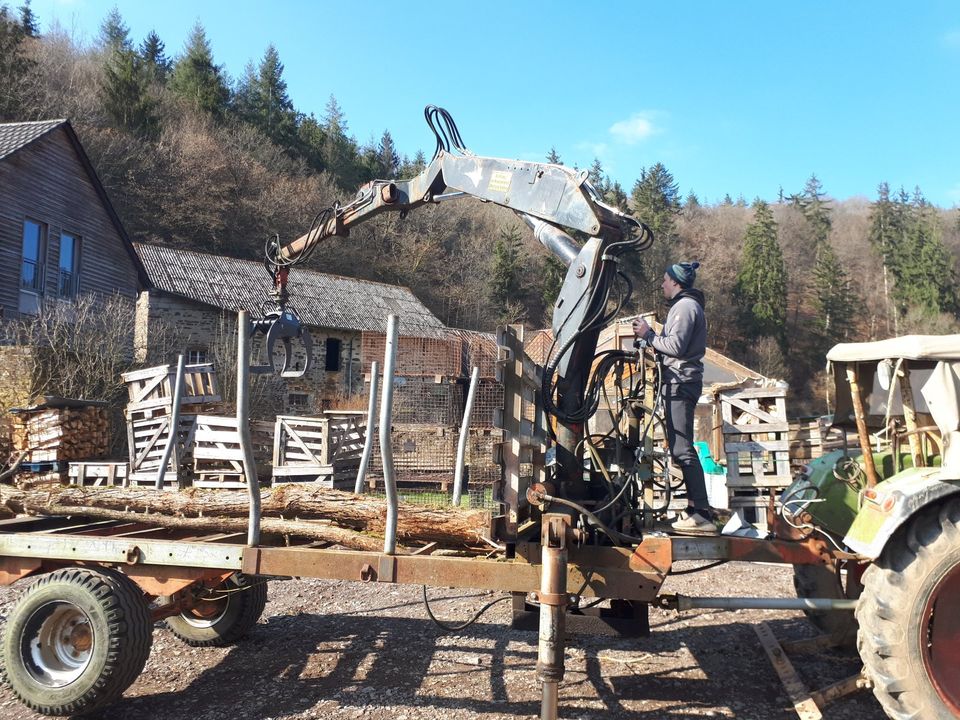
[{"left": 25, "top": 0, "right": 960, "bottom": 207}]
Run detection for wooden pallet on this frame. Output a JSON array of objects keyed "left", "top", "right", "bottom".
[
  {"left": 272, "top": 413, "right": 365, "bottom": 488},
  {"left": 68, "top": 462, "right": 129, "bottom": 487},
  {"left": 192, "top": 415, "right": 247, "bottom": 488},
  {"left": 122, "top": 363, "right": 221, "bottom": 413},
  {"left": 126, "top": 413, "right": 198, "bottom": 488}
]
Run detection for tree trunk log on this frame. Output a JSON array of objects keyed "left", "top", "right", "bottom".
[{"left": 0, "top": 483, "right": 491, "bottom": 548}]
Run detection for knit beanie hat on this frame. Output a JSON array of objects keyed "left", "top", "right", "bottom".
[{"left": 666, "top": 261, "right": 700, "bottom": 288}]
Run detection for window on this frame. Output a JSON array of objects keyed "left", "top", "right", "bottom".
[
  {"left": 20, "top": 220, "right": 46, "bottom": 292},
  {"left": 325, "top": 337, "right": 342, "bottom": 372},
  {"left": 288, "top": 392, "right": 310, "bottom": 409},
  {"left": 187, "top": 349, "right": 208, "bottom": 364},
  {"left": 58, "top": 232, "right": 80, "bottom": 298}
]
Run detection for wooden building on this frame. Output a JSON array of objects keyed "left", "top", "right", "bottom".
[{"left": 0, "top": 119, "right": 146, "bottom": 320}]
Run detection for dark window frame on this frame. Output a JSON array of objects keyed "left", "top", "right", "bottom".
[
  {"left": 325, "top": 337, "right": 342, "bottom": 372},
  {"left": 187, "top": 348, "right": 209, "bottom": 365},
  {"left": 57, "top": 231, "right": 81, "bottom": 299},
  {"left": 20, "top": 218, "right": 47, "bottom": 294}
]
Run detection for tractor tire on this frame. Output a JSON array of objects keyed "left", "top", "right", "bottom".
[
  {"left": 166, "top": 574, "right": 267, "bottom": 647},
  {"left": 793, "top": 562, "right": 861, "bottom": 647},
  {"left": 857, "top": 497, "right": 960, "bottom": 720},
  {"left": 0, "top": 567, "right": 153, "bottom": 716}
]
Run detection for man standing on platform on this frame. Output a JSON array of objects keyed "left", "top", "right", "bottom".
[{"left": 632, "top": 261, "right": 717, "bottom": 536}]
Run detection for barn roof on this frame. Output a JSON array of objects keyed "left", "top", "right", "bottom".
[{"left": 134, "top": 243, "right": 448, "bottom": 338}]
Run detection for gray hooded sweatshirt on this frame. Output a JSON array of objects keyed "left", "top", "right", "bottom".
[{"left": 641, "top": 288, "right": 707, "bottom": 385}]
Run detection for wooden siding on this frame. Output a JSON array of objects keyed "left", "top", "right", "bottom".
[{"left": 0, "top": 127, "right": 140, "bottom": 319}]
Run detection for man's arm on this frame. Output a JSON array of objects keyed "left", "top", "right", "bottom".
[{"left": 636, "top": 301, "right": 697, "bottom": 358}]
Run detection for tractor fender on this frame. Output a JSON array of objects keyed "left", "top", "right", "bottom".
[{"left": 843, "top": 467, "right": 960, "bottom": 559}]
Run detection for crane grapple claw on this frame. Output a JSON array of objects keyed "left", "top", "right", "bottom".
[{"left": 252, "top": 308, "right": 313, "bottom": 378}]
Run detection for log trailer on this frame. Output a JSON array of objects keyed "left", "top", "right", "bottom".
[{"left": 0, "top": 108, "right": 958, "bottom": 720}]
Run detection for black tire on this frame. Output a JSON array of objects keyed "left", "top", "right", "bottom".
[
  {"left": 793, "top": 561, "right": 861, "bottom": 647},
  {"left": 0, "top": 567, "right": 153, "bottom": 716},
  {"left": 857, "top": 498, "right": 960, "bottom": 720},
  {"left": 165, "top": 574, "right": 267, "bottom": 647}
]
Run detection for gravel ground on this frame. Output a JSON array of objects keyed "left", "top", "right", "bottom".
[{"left": 0, "top": 560, "right": 887, "bottom": 720}]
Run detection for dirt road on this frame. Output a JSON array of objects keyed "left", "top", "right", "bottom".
[{"left": 0, "top": 561, "right": 886, "bottom": 720}]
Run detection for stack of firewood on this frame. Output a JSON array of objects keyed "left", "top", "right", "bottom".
[{"left": 12, "top": 401, "right": 110, "bottom": 464}]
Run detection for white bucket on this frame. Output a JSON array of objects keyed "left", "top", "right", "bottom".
[{"left": 705, "top": 471, "right": 728, "bottom": 509}]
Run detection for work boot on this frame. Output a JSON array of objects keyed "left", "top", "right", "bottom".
[{"left": 671, "top": 510, "right": 719, "bottom": 536}]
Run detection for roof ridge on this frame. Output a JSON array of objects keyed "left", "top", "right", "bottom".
[{"left": 133, "top": 241, "right": 416, "bottom": 292}]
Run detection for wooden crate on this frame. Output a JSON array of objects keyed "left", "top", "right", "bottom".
[
  {"left": 127, "top": 414, "right": 198, "bottom": 488},
  {"left": 122, "top": 363, "right": 221, "bottom": 413},
  {"left": 192, "top": 415, "right": 248, "bottom": 488},
  {"left": 272, "top": 412, "right": 365, "bottom": 488},
  {"left": 721, "top": 386, "right": 793, "bottom": 498},
  {"left": 68, "top": 462, "right": 128, "bottom": 487}
]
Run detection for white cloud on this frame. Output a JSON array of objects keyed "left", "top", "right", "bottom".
[
  {"left": 609, "top": 112, "right": 660, "bottom": 145},
  {"left": 574, "top": 141, "right": 608, "bottom": 158},
  {"left": 943, "top": 29, "right": 960, "bottom": 49}
]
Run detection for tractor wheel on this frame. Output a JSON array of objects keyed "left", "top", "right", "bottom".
[
  {"left": 166, "top": 574, "right": 267, "bottom": 647},
  {"left": 0, "top": 567, "right": 153, "bottom": 716},
  {"left": 793, "top": 561, "right": 862, "bottom": 647},
  {"left": 857, "top": 497, "right": 960, "bottom": 719}
]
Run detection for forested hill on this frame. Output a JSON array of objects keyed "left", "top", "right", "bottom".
[{"left": 2, "top": 6, "right": 959, "bottom": 410}]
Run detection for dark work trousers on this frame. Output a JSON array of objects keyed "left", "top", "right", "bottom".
[{"left": 664, "top": 381, "right": 709, "bottom": 512}]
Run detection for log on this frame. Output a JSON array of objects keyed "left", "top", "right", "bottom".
[{"left": 0, "top": 482, "right": 491, "bottom": 548}]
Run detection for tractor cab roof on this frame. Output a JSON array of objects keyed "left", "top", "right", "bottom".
[{"left": 827, "top": 335, "right": 960, "bottom": 364}]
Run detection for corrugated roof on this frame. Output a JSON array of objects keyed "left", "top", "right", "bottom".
[
  {"left": 0, "top": 119, "right": 66, "bottom": 161},
  {"left": 134, "top": 243, "right": 448, "bottom": 338}
]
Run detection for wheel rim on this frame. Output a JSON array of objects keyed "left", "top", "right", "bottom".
[
  {"left": 180, "top": 594, "right": 229, "bottom": 629},
  {"left": 20, "top": 601, "right": 93, "bottom": 688},
  {"left": 922, "top": 562, "right": 960, "bottom": 713}
]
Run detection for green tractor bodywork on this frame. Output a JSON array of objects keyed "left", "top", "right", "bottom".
[
  {"left": 785, "top": 451, "right": 959, "bottom": 559},
  {"left": 784, "top": 336, "right": 960, "bottom": 561}
]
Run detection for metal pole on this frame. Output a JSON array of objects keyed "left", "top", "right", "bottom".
[
  {"left": 675, "top": 595, "right": 860, "bottom": 612},
  {"left": 537, "top": 515, "right": 569, "bottom": 720},
  {"left": 846, "top": 364, "right": 879, "bottom": 488},
  {"left": 155, "top": 352, "right": 186, "bottom": 490},
  {"left": 380, "top": 316, "right": 399, "bottom": 555},
  {"left": 237, "top": 311, "right": 261, "bottom": 547},
  {"left": 354, "top": 360, "right": 380, "bottom": 494},
  {"left": 452, "top": 366, "right": 480, "bottom": 507}
]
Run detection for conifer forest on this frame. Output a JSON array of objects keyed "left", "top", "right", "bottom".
[{"left": 2, "top": 4, "right": 958, "bottom": 412}]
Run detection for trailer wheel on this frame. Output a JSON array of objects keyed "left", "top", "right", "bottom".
[
  {"left": 857, "top": 498, "right": 960, "bottom": 719},
  {"left": 166, "top": 574, "right": 267, "bottom": 647},
  {"left": 793, "top": 561, "right": 861, "bottom": 646},
  {"left": 0, "top": 567, "right": 152, "bottom": 716}
]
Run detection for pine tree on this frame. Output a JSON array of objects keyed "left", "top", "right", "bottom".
[
  {"left": 490, "top": 226, "right": 525, "bottom": 321},
  {"left": 811, "top": 239, "right": 855, "bottom": 348},
  {"left": 546, "top": 146, "right": 562, "bottom": 165},
  {"left": 733, "top": 200, "right": 787, "bottom": 344},
  {"left": 867, "top": 182, "right": 902, "bottom": 333},
  {"left": 792, "top": 174, "right": 831, "bottom": 243},
  {"left": 374, "top": 129, "right": 399, "bottom": 179},
  {"left": 321, "top": 94, "right": 364, "bottom": 189},
  {"left": 140, "top": 30, "right": 171, "bottom": 83},
  {"left": 0, "top": 5, "right": 34, "bottom": 120},
  {"left": 247, "top": 45, "right": 296, "bottom": 146},
  {"left": 100, "top": 45, "right": 157, "bottom": 136},
  {"left": 684, "top": 191, "right": 700, "bottom": 211},
  {"left": 604, "top": 180, "right": 628, "bottom": 211},
  {"left": 630, "top": 162, "right": 682, "bottom": 309},
  {"left": 540, "top": 254, "right": 566, "bottom": 310},
  {"left": 588, "top": 157, "right": 607, "bottom": 194},
  {"left": 98, "top": 7, "right": 131, "bottom": 52},
  {"left": 296, "top": 112, "right": 327, "bottom": 172},
  {"left": 169, "top": 22, "right": 230, "bottom": 118},
  {"left": 398, "top": 148, "right": 426, "bottom": 177},
  {"left": 18, "top": 0, "right": 37, "bottom": 37}
]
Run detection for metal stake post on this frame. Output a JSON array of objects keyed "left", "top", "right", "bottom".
[
  {"left": 380, "top": 315, "right": 399, "bottom": 555},
  {"left": 452, "top": 366, "right": 480, "bottom": 507},
  {"left": 155, "top": 352, "right": 186, "bottom": 490},
  {"left": 537, "top": 514, "right": 570, "bottom": 720},
  {"left": 237, "top": 311, "right": 261, "bottom": 547},
  {"left": 354, "top": 360, "right": 380, "bottom": 494}
]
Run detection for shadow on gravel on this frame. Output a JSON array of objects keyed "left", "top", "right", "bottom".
[{"left": 85, "top": 611, "right": 884, "bottom": 720}]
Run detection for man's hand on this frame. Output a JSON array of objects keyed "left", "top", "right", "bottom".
[{"left": 632, "top": 318, "right": 651, "bottom": 337}]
